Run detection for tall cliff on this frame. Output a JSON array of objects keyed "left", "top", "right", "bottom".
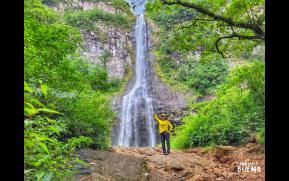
[{"left": 45, "top": 0, "right": 135, "bottom": 79}]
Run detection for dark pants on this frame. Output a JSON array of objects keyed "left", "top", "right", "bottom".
[{"left": 160, "top": 131, "right": 170, "bottom": 154}]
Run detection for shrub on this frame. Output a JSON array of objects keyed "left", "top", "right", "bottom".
[
  {"left": 55, "top": 90, "right": 116, "bottom": 149},
  {"left": 256, "top": 128, "right": 265, "bottom": 146},
  {"left": 179, "top": 59, "right": 229, "bottom": 94},
  {"left": 24, "top": 81, "right": 93, "bottom": 180},
  {"left": 64, "top": 8, "right": 131, "bottom": 30}
]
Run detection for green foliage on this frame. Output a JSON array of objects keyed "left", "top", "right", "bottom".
[
  {"left": 25, "top": 0, "right": 82, "bottom": 72},
  {"left": 171, "top": 61, "right": 265, "bottom": 149},
  {"left": 25, "top": 0, "right": 123, "bottom": 154},
  {"left": 83, "top": 0, "right": 133, "bottom": 14},
  {"left": 256, "top": 127, "right": 265, "bottom": 146},
  {"left": 25, "top": 80, "right": 62, "bottom": 116},
  {"left": 146, "top": 0, "right": 265, "bottom": 60},
  {"left": 24, "top": 82, "right": 93, "bottom": 180},
  {"left": 24, "top": 1, "right": 134, "bottom": 179},
  {"left": 153, "top": 40, "right": 228, "bottom": 95},
  {"left": 47, "top": 57, "right": 119, "bottom": 92},
  {"left": 53, "top": 91, "right": 115, "bottom": 149},
  {"left": 178, "top": 59, "right": 228, "bottom": 94},
  {"left": 64, "top": 8, "right": 131, "bottom": 31},
  {"left": 100, "top": 50, "right": 112, "bottom": 67}
]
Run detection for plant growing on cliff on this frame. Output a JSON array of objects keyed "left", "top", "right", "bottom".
[
  {"left": 100, "top": 50, "right": 112, "bottom": 67},
  {"left": 64, "top": 8, "right": 132, "bottom": 31},
  {"left": 83, "top": 0, "right": 133, "bottom": 15}
]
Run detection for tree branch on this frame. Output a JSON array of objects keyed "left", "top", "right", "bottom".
[
  {"left": 161, "top": 0, "right": 264, "bottom": 38},
  {"left": 215, "top": 33, "right": 263, "bottom": 58},
  {"left": 174, "top": 17, "right": 215, "bottom": 31}
]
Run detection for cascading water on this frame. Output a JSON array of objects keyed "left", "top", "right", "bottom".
[{"left": 116, "top": 2, "right": 157, "bottom": 147}]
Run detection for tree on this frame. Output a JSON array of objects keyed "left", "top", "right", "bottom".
[{"left": 146, "top": 0, "right": 265, "bottom": 59}]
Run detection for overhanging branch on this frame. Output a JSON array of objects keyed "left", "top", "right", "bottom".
[
  {"left": 215, "top": 33, "right": 263, "bottom": 58},
  {"left": 161, "top": 0, "right": 265, "bottom": 38}
]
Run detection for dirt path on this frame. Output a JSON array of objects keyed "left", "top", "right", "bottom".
[{"left": 73, "top": 143, "right": 264, "bottom": 181}]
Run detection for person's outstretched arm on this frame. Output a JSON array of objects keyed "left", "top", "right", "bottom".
[{"left": 153, "top": 113, "right": 160, "bottom": 124}]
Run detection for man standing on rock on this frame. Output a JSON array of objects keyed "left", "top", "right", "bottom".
[{"left": 153, "top": 113, "right": 173, "bottom": 155}]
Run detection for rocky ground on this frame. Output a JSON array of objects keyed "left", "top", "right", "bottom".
[{"left": 72, "top": 143, "right": 264, "bottom": 181}]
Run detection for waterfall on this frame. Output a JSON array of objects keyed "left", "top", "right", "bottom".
[{"left": 117, "top": 13, "right": 156, "bottom": 147}]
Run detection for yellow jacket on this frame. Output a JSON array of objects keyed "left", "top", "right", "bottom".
[{"left": 153, "top": 113, "right": 173, "bottom": 134}]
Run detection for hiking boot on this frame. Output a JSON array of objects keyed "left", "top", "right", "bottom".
[{"left": 164, "top": 152, "right": 168, "bottom": 155}]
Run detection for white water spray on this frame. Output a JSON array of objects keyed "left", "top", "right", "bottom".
[{"left": 117, "top": 13, "right": 156, "bottom": 147}]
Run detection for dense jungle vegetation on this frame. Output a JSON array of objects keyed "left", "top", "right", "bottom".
[
  {"left": 146, "top": 0, "right": 264, "bottom": 149},
  {"left": 24, "top": 0, "right": 133, "bottom": 179}
]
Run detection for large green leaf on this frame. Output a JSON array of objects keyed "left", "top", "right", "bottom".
[
  {"left": 35, "top": 170, "right": 45, "bottom": 180},
  {"left": 42, "top": 171, "right": 54, "bottom": 181},
  {"left": 40, "top": 84, "right": 48, "bottom": 97},
  {"left": 24, "top": 82, "right": 33, "bottom": 93},
  {"left": 24, "top": 102, "right": 39, "bottom": 116},
  {"left": 37, "top": 108, "right": 63, "bottom": 115},
  {"left": 39, "top": 142, "right": 49, "bottom": 154}
]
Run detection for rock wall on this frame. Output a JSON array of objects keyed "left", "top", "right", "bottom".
[
  {"left": 80, "top": 24, "right": 134, "bottom": 78},
  {"left": 48, "top": 0, "right": 134, "bottom": 79},
  {"left": 146, "top": 22, "right": 187, "bottom": 125}
]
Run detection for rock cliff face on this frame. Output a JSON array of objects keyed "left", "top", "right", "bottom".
[
  {"left": 146, "top": 22, "right": 187, "bottom": 125},
  {"left": 48, "top": 0, "right": 134, "bottom": 79},
  {"left": 80, "top": 25, "right": 134, "bottom": 78}
]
